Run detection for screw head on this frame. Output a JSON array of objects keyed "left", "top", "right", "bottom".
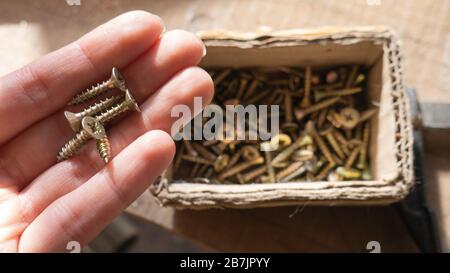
[
  {"left": 111, "top": 67, "right": 127, "bottom": 91},
  {"left": 124, "top": 90, "right": 141, "bottom": 112},
  {"left": 64, "top": 111, "right": 81, "bottom": 132},
  {"left": 82, "top": 116, "right": 106, "bottom": 140}
]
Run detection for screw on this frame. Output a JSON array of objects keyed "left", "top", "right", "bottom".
[
  {"left": 344, "top": 145, "right": 361, "bottom": 169},
  {"left": 213, "top": 69, "right": 231, "bottom": 86},
  {"left": 271, "top": 135, "right": 312, "bottom": 165},
  {"left": 191, "top": 142, "right": 217, "bottom": 161},
  {"left": 64, "top": 95, "right": 123, "bottom": 132},
  {"left": 239, "top": 165, "right": 268, "bottom": 183},
  {"left": 283, "top": 163, "right": 307, "bottom": 181},
  {"left": 306, "top": 121, "right": 336, "bottom": 166},
  {"left": 181, "top": 154, "right": 213, "bottom": 165},
  {"left": 275, "top": 161, "right": 304, "bottom": 181},
  {"left": 295, "top": 97, "right": 340, "bottom": 120},
  {"left": 281, "top": 90, "right": 299, "bottom": 136},
  {"left": 213, "top": 154, "right": 230, "bottom": 172},
  {"left": 300, "top": 66, "right": 312, "bottom": 108},
  {"left": 358, "top": 108, "right": 378, "bottom": 124},
  {"left": 339, "top": 107, "right": 360, "bottom": 129},
  {"left": 261, "top": 141, "right": 276, "bottom": 182},
  {"left": 241, "top": 145, "right": 261, "bottom": 161},
  {"left": 217, "top": 156, "right": 264, "bottom": 181},
  {"left": 357, "top": 122, "right": 370, "bottom": 170},
  {"left": 235, "top": 78, "right": 248, "bottom": 100},
  {"left": 336, "top": 166, "right": 362, "bottom": 180},
  {"left": 315, "top": 162, "right": 336, "bottom": 181},
  {"left": 314, "top": 87, "right": 362, "bottom": 102},
  {"left": 95, "top": 90, "right": 140, "bottom": 124},
  {"left": 81, "top": 116, "right": 111, "bottom": 163},
  {"left": 68, "top": 67, "right": 127, "bottom": 105},
  {"left": 345, "top": 65, "right": 359, "bottom": 88},
  {"left": 320, "top": 127, "right": 345, "bottom": 160},
  {"left": 57, "top": 128, "right": 92, "bottom": 162}
]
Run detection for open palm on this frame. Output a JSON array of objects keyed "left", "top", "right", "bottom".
[{"left": 0, "top": 11, "right": 213, "bottom": 252}]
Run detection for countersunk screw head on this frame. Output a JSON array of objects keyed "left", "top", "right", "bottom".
[
  {"left": 64, "top": 111, "right": 79, "bottom": 132},
  {"left": 81, "top": 116, "right": 105, "bottom": 140},
  {"left": 124, "top": 90, "right": 141, "bottom": 113},
  {"left": 110, "top": 67, "right": 127, "bottom": 91}
]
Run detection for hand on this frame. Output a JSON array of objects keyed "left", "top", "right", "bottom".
[{"left": 0, "top": 11, "right": 213, "bottom": 252}]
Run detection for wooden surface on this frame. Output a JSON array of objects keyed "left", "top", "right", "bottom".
[{"left": 1, "top": 0, "right": 449, "bottom": 252}]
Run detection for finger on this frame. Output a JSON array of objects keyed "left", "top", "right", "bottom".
[
  {"left": 0, "top": 10, "right": 163, "bottom": 144},
  {"left": 0, "top": 30, "right": 205, "bottom": 190},
  {"left": 18, "top": 130, "right": 175, "bottom": 252},
  {"left": 18, "top": 67, "right": 213, "bottom": 226}
]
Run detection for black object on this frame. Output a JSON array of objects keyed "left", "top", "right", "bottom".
[{"left": 395, "top": 87, "right": 441, "bottom": 253}]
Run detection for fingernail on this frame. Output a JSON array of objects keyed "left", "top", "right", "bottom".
[{"left": 202, "top": 44, "right": 207, "bottom": 57}]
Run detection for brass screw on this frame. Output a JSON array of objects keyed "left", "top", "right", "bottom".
[
  {"left": 300, "top": 66, "right": 312, "bottom": 108},
  {"left": 240, "top": 165, "right": 268, "bottom": 183},
  {"left": 314, "top": 87, "right": 362, "bottom": 102},
  {"left": 357, "top": 122, "right": 370, "bottom": 170},
  {"left": 271, "top": 135, "right": 312, "bottom": 165},
  {"left": 95, "top": 90, "right": 140, "bottom": 124},
  {"left": 281, "top": 90, "right": 299, "bottom": 135},
  {"left": 68, "top": 67, "right": 127, "bottom": 105},
  {"left": 213, "top": 154, "right": 230, "bottom": 172},
  {"left": 344, "top": 145, "right": 361, "bottom": 169},
  {"left": 326, "top": 70, "right": 338, "bottom": 84},
  {"left": 241, "top": 145, "right": 261, "bottom": 161},
  {"left": 183, "top": 140, "right": 198, "bottom": 156},
  {"left": 57, "top": 129, "right": 92, "bottom": 162},
  {"left": 275, "top": 161, "right": 304, "bottom": 181},
  {"left": 261, "top": 141, "right": 276, "bottom": 182},
  {"left": 64, "top": 95, "right": 123, "bottom": 132},
  {"left": 181, "top": 154, "right": 213, "bottom": 165},
  {"left": 191, "top": 142, "right": 217, "bottom": 161},
  {"left": 306, "top": 121, "right": 336, "bottom": 166},
  {"left": 320, "top": 127, "right": 345, "bottom": 160},
  {"left": 339, "top": 107, "right": 360, "bottom": 129},
  {"left": 295, "top": 97, "right": 340, "bottom": 120},
  {"left": 315, "top": 163, "right": 335, "bottom": 181},
  {"left": 336, "top": 166, "right": 362, "bottom": 180},
  {"left": 217, "top": 157, "right": 264, "bottom": 181},
  {"left": 82, "top": 116, "right": 111, "bottom": 163}
]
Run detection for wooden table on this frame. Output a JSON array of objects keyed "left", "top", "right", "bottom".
[{"left": 1, "top": 0, "right": 449, "bottom": 252}]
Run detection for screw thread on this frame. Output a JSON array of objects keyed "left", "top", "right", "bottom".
[
  {"left": 95, "top": 101, "right": 128, "bottom": 124},
  {"left": 57, "top": 129, "right": 91, "bottom": 161},
  {"left": 79, "top": 95, "right": 123, "bottom": 118},
  {"left": 68, "top": 80, "right": 112, "bottom": 105},
  {"left": 97, "top": 136, "right": 111, "bottom": 163}
]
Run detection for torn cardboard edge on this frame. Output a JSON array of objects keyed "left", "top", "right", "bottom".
[{"left": 150, "top": 26, "right": 414, "bottom": 209}]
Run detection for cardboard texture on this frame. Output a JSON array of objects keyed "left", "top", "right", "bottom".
[{"left": 150, "top": 27, "right": 414, "bottom": 209}]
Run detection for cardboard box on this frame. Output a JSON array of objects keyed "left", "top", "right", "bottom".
[{"left": 150, "top": 27, "right": 414, "bottom": 209}]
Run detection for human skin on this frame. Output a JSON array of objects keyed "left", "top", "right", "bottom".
[{"left": 0, "top": 11, "right": 214, "bottom": 252}]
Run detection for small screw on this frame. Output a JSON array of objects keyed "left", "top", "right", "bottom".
[
  {"left": 336, "top": 166, "right": 362, "bottom": 180},
  {"left": 357, "top": 122, "right": 370, "bottom": 170},
  {"left": 181, "top": 154, "right": 213, "bottom": 165},
  {"left": 314, "top": 87, "right": 362, "bottom": 102},
  {"left": 320, "top": 127, "right": 345, "bottom": 160},
  {"left": 95, "top": 90, "right": 140, "bottom": 124},
  {"left": 239, "top": 165, "right": 268, "bottom": 183},
  {"left": 300, "top": 66, "right": 312, "bottom": 108},
  {"left": 344, "top": 145, "right": 361, "bottom": 169},
  {"left": 191, "top": 142, "right": 217, "bottom": 162},
  {"left": 241, "top": 145, "right": 261, "bottom": 161},
  {"left": 82, "top": 116, "right": 111, "bottom": 163},
  {"left": 64, "top": 95, "right": 123, "bottom": 131},
  {"left": 261, "top": 141, "right": 276, "bottom": 182},
  {"left": 295, "top": 97, "right": 340, "bottom": 120},
  {"left": 339, "top": 107, "right": 360, "bottom": 129},
  {"left": 306, "top": 121, "right": 336, "bottom": 166},
  {"left": 275, "top": 161, "right": 304, "bottom": 181},
  {"left": 68, "top": 67, "right": 127, "bottom": 105},
  {"left": 213, "top": 154, "right": 230, "bottom": 172},
  {"left": 217, "top": 156, "right": 264, "bottom": 181}
]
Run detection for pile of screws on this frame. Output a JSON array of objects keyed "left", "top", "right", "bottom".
[
  {"left": 173, "top": 65, "right": 377, "bottom": 183},
  {"left": 57, "top": 67, "right": 140, "bottom": 163}
]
